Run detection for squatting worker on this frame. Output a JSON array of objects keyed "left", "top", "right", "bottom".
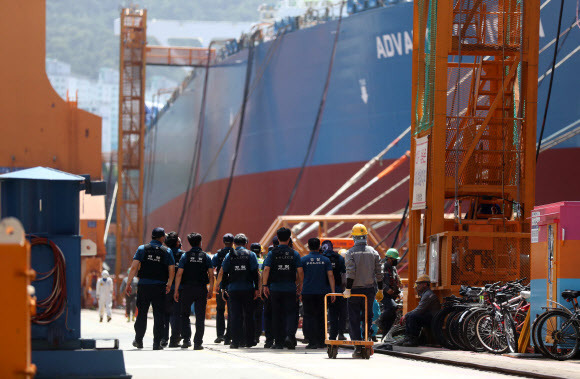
[
  {"left": 262, "top": 227, "right": 303, "bottom": 350},
  {"left": 343, "top": 223, "right": 383, "bottom": 358},
  {"left": 379, "top": 248, "right": 402, "bottom": 336},
  {"left": 163, "top": 232, "right": 185, "bottom": 348},
  {"left": 399, "top": 274, "right": 440, "bottom": 347},
  {"left": 321, "top": 240, "right": 347, "bottom": 341},
  {"left": 173, "top": 233, "right": 214, "bottom": 350},
  {"left": 219, "top": 234, "right": 260, "bottom": 349},
  {"left": 301, "top": 237, "right": 335, "bottom": 349},
  {"left": 250, "top": 242, "right": 264, "bottom": 346},
  {"left": 212, "top": 233, "right": 235, "bottom": 344},
  {"left": 126, "top": 227, "right": 175, "bottom": 350}
]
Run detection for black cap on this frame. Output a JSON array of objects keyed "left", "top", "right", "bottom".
[
  {"left": 272, "top": 236, "right": 279, "bottom": 246},
  {"left": 152, "top": 227, "right": 165, "bottom": 239},
  {"left": 250, "top": 243, "right": 262, "bottom": 254},
  {"left": 321, "top": 240, "right": 333, "bottom": 252},
  {"left": 223, "top": 233, "right": 234, "bottom": 243}
]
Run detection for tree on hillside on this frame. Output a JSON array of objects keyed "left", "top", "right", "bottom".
[{"left": 46, "top": 0, "right": 264, "bottom": 78}]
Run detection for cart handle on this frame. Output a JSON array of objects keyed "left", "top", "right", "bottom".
[{"left": 323, "top": 293, "right": 369, "bottom": 342}]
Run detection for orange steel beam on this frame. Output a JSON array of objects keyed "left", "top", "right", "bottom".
[
  {"left": 116, "top": 8, "right": 147, "bottom": 277},
  {"left": 146, "top": 46, "right": 216, "bottom": 66},
  {"left": 259, "top": 214, "right": 404, "bottom": 255}
]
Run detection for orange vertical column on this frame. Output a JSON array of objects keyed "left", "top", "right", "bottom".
[{"left": 0, "top": 218, "right": 36, "bottom": 378}]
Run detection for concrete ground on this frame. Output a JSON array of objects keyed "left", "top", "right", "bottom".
[
  {"left": 376, "top": 344, "right": 580, "bottom": 379},
  {"left": 82, "top": 309, "right": 527, "bottom": 379}
]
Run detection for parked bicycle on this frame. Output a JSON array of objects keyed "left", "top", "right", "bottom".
[{"left": 531, "top": 289, "right": 580, "bottom": 360}]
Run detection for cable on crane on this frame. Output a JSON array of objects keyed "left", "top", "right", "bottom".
[
  {"left": 282, "top": 0, "right": 345, "bottom": 216},
  {"left": 28, "top": 235, "right": 67, "bottom": 325},
  {"left": 537, "top": 0, "right": 566, "bottom": 162},
  {"left": 206, "top": 31, "right": 260, "bottom": 251}
]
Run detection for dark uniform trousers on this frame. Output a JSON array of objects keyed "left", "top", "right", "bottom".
[
  {"left": 347, "top": 287, "right": 376, "bottom": 341},
  {"left": 162, "top": 288, "right": 181, "bottom": 342},
  {"left": 302, "top": 294, "right": 326, "bottom": 345},
  {"left": 263, "top": 295, "right": 273, "bottom": 343},
  {"left": 179, "top": 285, "right": 208, "bottom": 346},
  {"left": 135, "top": 283, "right": 166, "bottom": 344},
  {"left": 125, "top": 294, "right": 137, "bottom": 319},
  {"left": 328, "top": 295, "right": 347, "bottom": 339},
  {"left": 254, "top": 297, "right": 264, "bottom": 342},
  {"left": 215, "top": 293, "right": 228, "bottom": 338},
  {"left": 229, "top": 290, "right": 255, "bottom": 346},
  {"left": 271, "top": 291, "right": 297, "bottom": 345}
]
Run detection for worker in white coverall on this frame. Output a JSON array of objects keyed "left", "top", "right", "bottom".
[{"left": 96, "top": 270, "right": 114, "bottom": 322}]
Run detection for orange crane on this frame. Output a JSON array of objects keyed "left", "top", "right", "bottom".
[
  {"left": 115, "top": 8, "right": 216, "bottom": 276},
  {"left": 407, "top": 0, "right": 539, "bottom": 308}
]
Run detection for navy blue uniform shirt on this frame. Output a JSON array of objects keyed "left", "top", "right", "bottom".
[
  {"left": 263, "top": 246, "right": 302, "bottom": 293},
  {"left": 221, "top": 247, "right": 259, "bottom": 292},
  {"left": 133, "top": 240, "right": 175, "bottom": 285},
  {"left": 301, "top": 251, "right": 332, "bottom": 295}
]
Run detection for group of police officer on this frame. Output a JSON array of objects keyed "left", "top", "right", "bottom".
[{"left": 125, "top": 223, "right": 423, "bottom": 356}]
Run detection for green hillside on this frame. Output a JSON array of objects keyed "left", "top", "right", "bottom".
[{"left": 46, "top": 0, "right": 263, "bottom": 79}]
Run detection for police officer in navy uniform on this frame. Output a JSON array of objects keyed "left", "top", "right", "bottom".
[
  {"left": 321, "top": 240, "right": 347, "bottom": 341},
  {"left": 212, "top": 233, "right": 235, "bottom": 344},
  {"left": 174, "top": 233, "right": 214, "bottom": 350},
  {"left": 218, "top": 234, "right": 260, "bottom": 349},
  {"left": 262, "top": 227, "right": 303, "bottom": 350},
  {"left": 126, "top": 227, "right": 175, "bottom": 350},
  {"left": 250, "top": 242, "right": 264, "bottom": 345},
  {"left": 301, "top": 237, "right": 335, "bottom": 349},
  {"left": 262, "top": 238, "right": 278, "bottom": 348},
  {"left": 163, "top": 232, "right": 185, "bottom": 348}
]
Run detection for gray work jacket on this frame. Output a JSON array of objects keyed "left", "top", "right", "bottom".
[
  {"left": 345, "top": 242, "right": 383, "bottom": 289},
  {"left": 408, "top": 288, "right": 441, "bottom": 317}
]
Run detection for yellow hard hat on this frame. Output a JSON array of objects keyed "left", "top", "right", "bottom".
[
  {"left": 351, "top": 223, "right": 368, "bottom": 237},
  {"left": 338, "top": 249, "right": 348, "bottom": 257},
  {"left": 416, "top": 274, "right": 431, "bottom": 283}
]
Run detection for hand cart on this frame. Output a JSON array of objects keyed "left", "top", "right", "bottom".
[{"left": 324, "top": 293, "right": 373, "bottom": 359}]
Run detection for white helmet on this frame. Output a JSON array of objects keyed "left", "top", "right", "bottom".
[{"left": 102, "top": 270, "right": 110, "bottom": 279}]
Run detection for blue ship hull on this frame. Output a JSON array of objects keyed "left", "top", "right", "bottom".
[{"left": 144, "top": 1, "right": 580, "bottom": 249}]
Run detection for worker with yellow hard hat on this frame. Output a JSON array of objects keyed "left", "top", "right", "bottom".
[
  {"left": 343, "top": 223, "right": 383, "bottom": 358},
  {"left": 377, "top": 248, "right": 402, "bottom": 335},
  {"left": 398, "top": 273, "right": 440, "bottom": 347}
]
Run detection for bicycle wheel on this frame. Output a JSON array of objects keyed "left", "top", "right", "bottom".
[
  {"left": 461, "top": 308, "right": 487, "bottom": 352},
  {"left": 432, "top": 307, "right": 457, "bottom": 349},
  {"left": 475, "top": 311, "right": 508, "bottom": 354},
  {"left": 446, "top": 309, "right": 468, "bottom": 350},
  {"left": 532, "top": 311, "right": 551, "bottom": 356},
  {"left": 536, "top": 310, "right": 580, "bottom": 360},
  {"left": 503, "top": 310, "right": 517, "bottom": 353}
]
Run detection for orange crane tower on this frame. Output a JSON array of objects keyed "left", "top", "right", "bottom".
[
  {"left": 407, "top": 0, "right": 539, "bottom": 308},
  {"left": 116, "top": 8, "right": 215, "bottom": 275}
]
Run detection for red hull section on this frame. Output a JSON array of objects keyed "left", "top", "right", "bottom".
[
  {"left": 146, "top": 147, "right": 580, "bottom": 250},
  {"left": 536, "top": 148, "right": 580, "bottom": 206},
  {"left": 146, "top": 159, "right": 410, "bottom": 250}
]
